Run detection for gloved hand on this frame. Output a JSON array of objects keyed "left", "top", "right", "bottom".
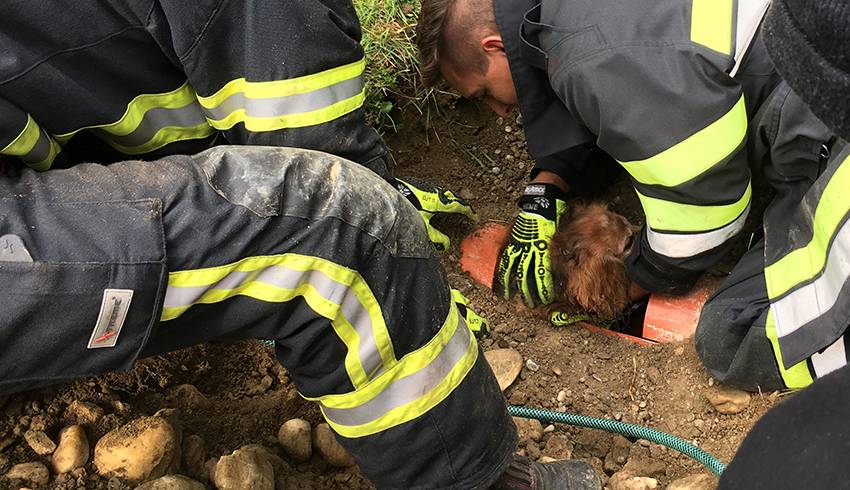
[
  {"left": 496, "top": 183, "right": 567, "bottom": 307},
  {"left": 395, "top": 177, "right": 477, "bottom": 251},
  {"left": 452, "top": 289, "right": 490, "bottom": 339}
]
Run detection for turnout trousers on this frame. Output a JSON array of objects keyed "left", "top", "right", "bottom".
[
  {"left": 696, "top": 82, "right": 848, "bottom": 391},
  {"left": 0, "top": 146, "right": 516, "bottom": 489}
]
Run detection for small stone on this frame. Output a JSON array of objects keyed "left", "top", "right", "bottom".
[
  {"left": 543, "top": 435, "right": 572, "bottom": 459},
  {"left": 277, "top": 419, "right": 312, "bottom": 463},
  {"left": 24, "top": 429, "right": 56, "bottom": 455},
  {"left": 667, "top": 473, "right": 716, "bottom": 490},
  {"left": 94, "top": 416, "right": 179, "bottom": 484},
  {"left": 136, "top": 475, "right": 205, "bottom": 490},
  {"left": 66, "top": 401, "right": 104, "bottom": 426},
  {"left": 170, "top": 385, "right": 210, "bottom": 409},
  {"left": 213, "top": 448, "right": 274, "bottom": 490},
  {"left": 708, "top": 378, "right": 715, "bottom": 387},
  {"left": 538, "top": 456, "right": 558, "bottom": 463},
  {"left": 638, "top": 439, "right": 651, "bottom": 448},
  {"left": 313, "top": 424, "right": 355, "bottom": 467},
  {"left": 504, "top": 125, "right": 513, "bottom": 133},
  {"left": 53, "top": 425, "right": 89, "bottom": 473},
  {"left": 543, "top": 424, "right": 555, "bottom": 433},
  {"left": 674, "top": 346, "right": 685, "bottom": 356},
  {"left": 552, "top": 367, "right": 562, "bottom": 376},
  {"left": 608, "top": 471, "right": 658, "bottom": 490},
  {"left": 491, "top": 166, "right": 501, "bottom": 174},
  {"left": 557, "top": 390, "right": 567, "bottom": 403},
  {"left": 5, "top": 462, "right": 50, "bottom": 487},
  {"left": 525, "top": 359, "right": 539, "bottom": 372},
  {"left": 513, "top": 418, "right": 544, "bottom": 445},
  {"left": 484, "top": 349, "right": 523, "bottom": 391},
  {"left": 705, "top": 386, "right": 751, "bottom": 414},
  {"left": 182, "top": 435, "right": 207, "bottom": 481},
  {"left": 638, "top": 401, "right": 647, "bottom": 409}
]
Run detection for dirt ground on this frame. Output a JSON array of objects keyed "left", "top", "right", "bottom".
[{"left": 0, "top": 99, "right": 783, "bottom": 489}]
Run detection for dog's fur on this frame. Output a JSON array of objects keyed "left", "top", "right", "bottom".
[{"left": 549, "top": 202, "right": 637, "bottom": 319}]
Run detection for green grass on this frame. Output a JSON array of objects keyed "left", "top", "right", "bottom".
[{"left": 355, "top": 0, "right": 437, "bottom": 131}]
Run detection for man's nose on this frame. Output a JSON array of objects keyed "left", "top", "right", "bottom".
[{"left": 484, "top": 98, "right": 510, "bottom": 117}]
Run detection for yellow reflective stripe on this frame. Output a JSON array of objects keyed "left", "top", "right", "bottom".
[
  {"left": 691, "top": 0, "right": 734, "bottom": 55},
  {"left": 636, "top": 181, "right": 751, "bottom": 232},
  {"left": 204, "top": 92, "right": 365, "bottom": 132},
  {"left": 1, "top": 115, "right": 40, "bottom": 156},
  {"left": 198, "top": 59, "right": 366, "bottom": 106},
  {"left": 28, "top": 137, "right": 60, "bottom": 172},
  {"left": 620, "top": 96, "right": 747, "bottom": 187},
  {"left": 54, "top": 82, "right": 215, "bottom": 155},
  {"left": 307, "top": 305, "right": 479, "bottom": 438},
  {"left": 765, "top": 154, "right": 850, "bottom": 299},
  {"left": 161, "top": 253, "right": 396, "bottom": 389},
  {"left": 765, "top": 308, "right": 813, "bottom": 389}
]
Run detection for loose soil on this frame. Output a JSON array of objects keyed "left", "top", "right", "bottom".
[{"left": 0, "top": 98, "right": 782, "bottom": 489}]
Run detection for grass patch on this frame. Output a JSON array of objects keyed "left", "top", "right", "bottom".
[{"left": 355, "top": 0, "right": 438, "bottom": 131}]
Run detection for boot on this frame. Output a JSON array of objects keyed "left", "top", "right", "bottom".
[{"left": 492, "top": 455, "right": 602, "bottom": 490}]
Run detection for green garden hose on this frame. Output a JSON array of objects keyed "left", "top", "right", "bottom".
[{"left": 508, "top": 405, "right": 725, "bottom": 476}]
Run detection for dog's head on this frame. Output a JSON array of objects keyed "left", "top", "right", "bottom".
[{"left": 549, "top": 202, "right": 637, "bottom": 319}]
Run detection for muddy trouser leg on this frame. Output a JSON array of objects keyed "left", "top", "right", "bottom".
[
  {"left": 694, "top": 239, "right": 784, "bottom": 391},
  {"left": 0, "top": 146, "right": 516, "bottom": 489}
]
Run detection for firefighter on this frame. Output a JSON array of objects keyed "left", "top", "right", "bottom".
[
  {"left": 416, "top": 0, "right": 848, "bottom": 391},
  {"left": 0, "top": 1, "right": 603, "bottom": 488}
]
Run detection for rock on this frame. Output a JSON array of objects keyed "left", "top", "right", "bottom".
[
  {"left": 136, "top": 475, "right": 205, "bottom": 490},
  {"left": 24, "top": 429, "right": 56, "bottom": 455},
  {"left": 705, "top": 386, "right": 751, "bottom": 414},
  {"left": 538, "top": 456, "right": 558, "bottom": 463},
  {"left": 182, "top": 435, "right": 207, "bottom": 481},
  {"left": 513, "top": 417, "right": 543, "bottom": 445},
  {"left": 5, "top": 462, "right": 50, "bottom": 487},
  {"left": 53, "top": 425, "right": 90, "bottom": 473},
  {"left": 239, "top": 444, "right": 290, "bottom": 476},
  {"left": 170, "top": 385, "right": 210, "bottom": 410},
  {"left": 484, "top": 349, "right": 523, "bottom": 391},
  {"left": 66, "top": 401, "right": 104, "bottom": 426},
  {"left": 543, "top": 435, "right": 572, "bottom": 459},
  {"left": 603, "top": 436, "right": 632, "bottom": 474},
  {"left": 623, "top": 456, "right": 666, "bottom": 478},
  {"left": 608, "top": 471, "right": 658, "bottom": 490},
  {"left": 667, "top": 473, "right": 716, "bottom": 490},
  {"left": 277, "top": 418, "right": 312, "bottom": 463},
  {"left": 213, "top": 447, "right": 274, "bottom": 490},
  {"left": 313, "top": 424, "right": 355, "bottom": 467},
  {"left": 94, "top": 416, "right": 179, "bottom": 484},
  {"left": 525, "top": 359, "right": 540, "bottom": 372}
]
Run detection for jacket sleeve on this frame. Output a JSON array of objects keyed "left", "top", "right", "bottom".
[
  {"left": 548, "top": 46, "right": 752, "bottom": 293},
  {"left": 530, "top": 143, "right": 621, "bottom": 198},
  {"left": 0, "top": 97, "right": 62, "bottom": 172},
  {"left": 158, "top": 0, "right": 391, "bottom": 180}
]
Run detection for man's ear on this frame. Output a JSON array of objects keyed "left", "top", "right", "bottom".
[{"left": 481, "top": 35, "right": 505, "bottom": 54}]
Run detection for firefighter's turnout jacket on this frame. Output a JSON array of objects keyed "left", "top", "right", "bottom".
[
  {"left": 496, "top": 0, "right": 849, "bottom": 389},
  {"left": 0, "top": 0, "right": 389, "bottom": 178}
]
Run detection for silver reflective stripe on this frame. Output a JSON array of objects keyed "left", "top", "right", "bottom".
[
  {"left": 811, "top": 336, "right": 847, "bottom": 378},
  {"left": 321, "top": 316, "right": 471, "bottom": 427},
  {"left": 730, "top": 0, "right": 771, "bottom": 76},
  {"left": 163, "top": 264, "right": 384, "bottom": 377},
  {"left": 203, "top": 76, "right": 364, "bottom": 121},
  {"left": 646, "top": 203, "right": 750, "bottom": 258},
  {"left": 94, "top": 102, "right": 208, "bottom": 148},
  {"left": 772, "top": 216, "right": 850, "bottom": 338},
  {"left": 21, "top": 127, "right": 54, "bottom": 164}
]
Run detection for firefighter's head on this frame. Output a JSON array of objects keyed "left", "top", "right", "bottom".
[{"left": 417, "top": 0, "right": 518, "bottom": 117}]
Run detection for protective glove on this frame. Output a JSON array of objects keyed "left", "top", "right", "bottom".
[
  {"left": 452, "top": 289, "right": 490, "bottom": 339},
  {"left": 395, "top": 177, "right": 477, "bottom": 251},
  {"left": 496, "top": 183, "right": 567, "bottom": 307}
]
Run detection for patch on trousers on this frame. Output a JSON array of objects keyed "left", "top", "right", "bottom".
[
  {"left": 87, "top": 289, "right": 134, "bottom": 349},
  {"left": 0, "top": 234, "right": 33, "bottom": 262}
]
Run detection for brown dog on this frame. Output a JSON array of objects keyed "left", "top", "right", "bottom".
[{"left": 549, "top": 202, "right": 637, "bottom": 319}]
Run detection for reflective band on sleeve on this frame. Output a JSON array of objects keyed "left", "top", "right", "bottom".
[
  {"left": 0, "top": 115, "right": 60, "bottom": 171},
  {"left": 55, "top": 81, "right": 215, "bottom": 155},
  {"left": 730, "top": 0, "right": 771, "bottom": 76},
  {"left": 645, "top": 201, "right": 749, "bottom": 258},
  {"left": 811, "top": 335, "right": 848, "bottom": 379},
  {"left": 770, "top": 214, "right": 850, "bottom": 339},
  {"left": 198, "top": 59, "right": 366, "bottom": 132},
  {"left": 619, "top": 96, "right": 747, "bottom": 187},
  {"left": 308, "top": 303, "right": 479, "bottom": 438},
  {"left": 691, "top": 0, "right": 734, "bottom": 55},
  {"left": 765, "top": 155, "right": 850, "bottom": 299},
  {"left": 765, "top": 309, "right": 814, "bottom": 389},
  {"left": 637, "top": 181, "right": 751, "bottom": 233},
  {"left": 161, "top": 253, "right": 397, "bottom": 388}
]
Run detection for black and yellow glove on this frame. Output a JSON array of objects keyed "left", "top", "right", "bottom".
[
  {"left": 496, "top": 183, "right": 567, "bottom": 307},
  {"left": 452, "top": 289, "right": 490, "bottom": 339},
  {"left": 395, "top": 177, "right": 477, "bottom": 251}
]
